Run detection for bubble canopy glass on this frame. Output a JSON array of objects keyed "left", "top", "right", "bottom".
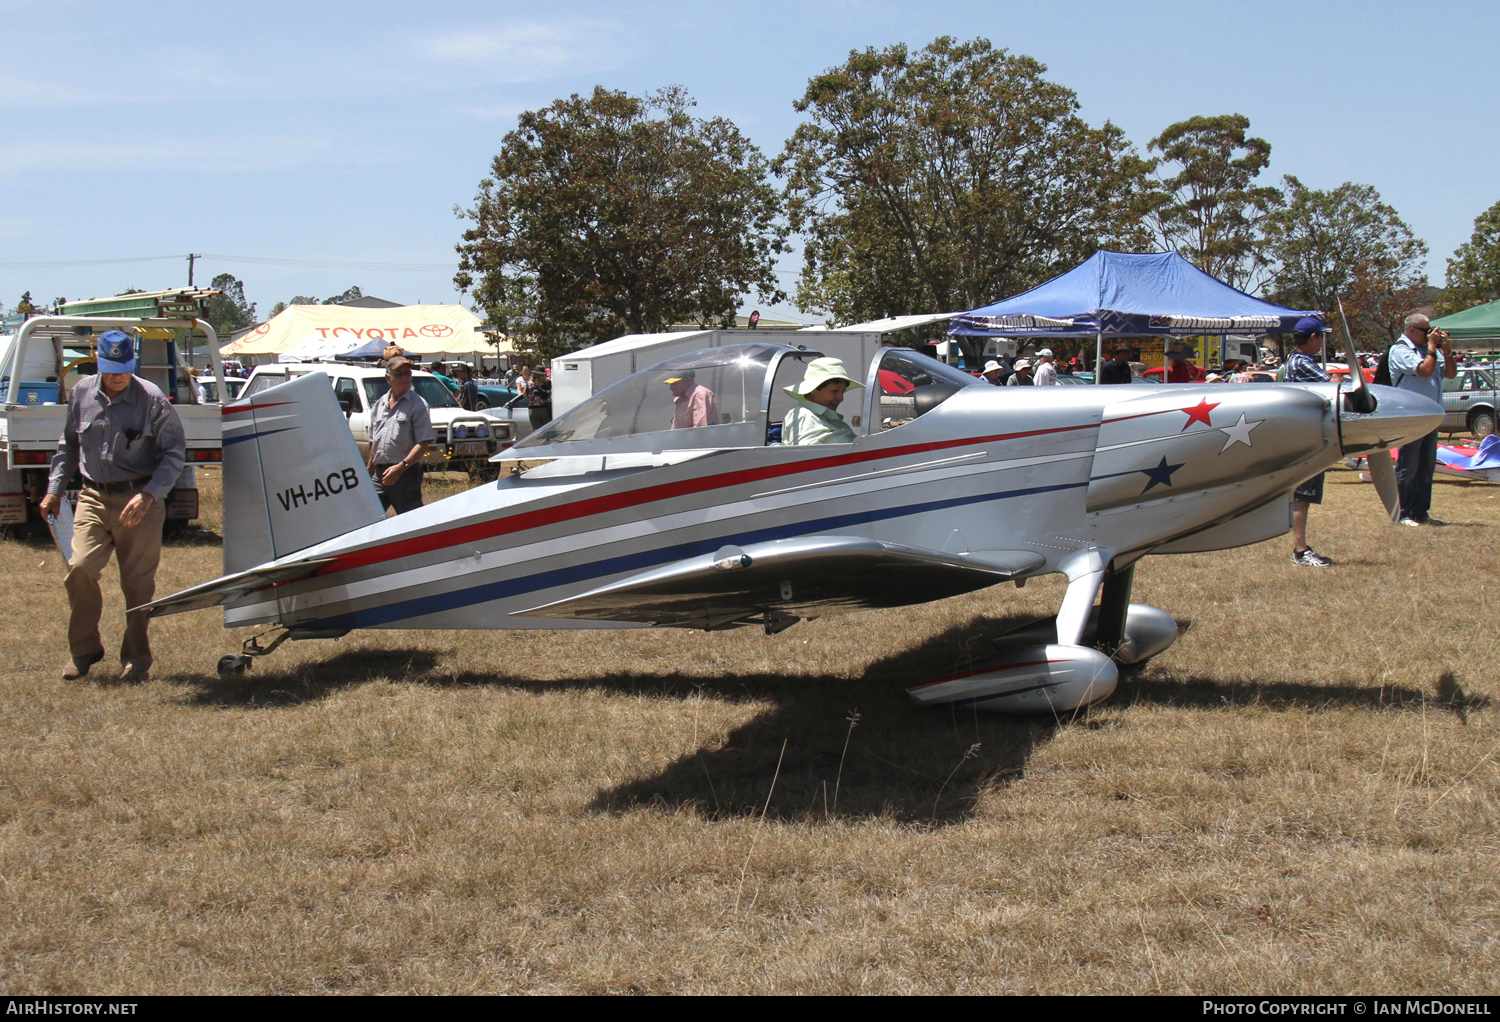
[{"left": 513, "top": 344, "right": 798, "bottom": 458}]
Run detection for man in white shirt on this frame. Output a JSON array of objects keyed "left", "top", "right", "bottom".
[{"left": 1032, "top": 348, "right": 1059, "bottom": 386}]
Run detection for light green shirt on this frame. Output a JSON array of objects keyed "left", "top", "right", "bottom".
[{"left": 782, "top": 397, "right": 856, "bottom": 445}]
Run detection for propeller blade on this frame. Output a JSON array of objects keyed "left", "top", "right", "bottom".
[
  {"left": 1336, "top": 298, "right": 1376, "bottom": 413},
  {"left": 1368, "top": 448, "right": 1401, "bottom": 522}
]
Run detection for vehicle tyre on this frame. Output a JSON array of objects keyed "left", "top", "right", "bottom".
[
  {"left": 475, "top": 397, "right": 489, "bottom": 410},
  {"left": 217, "top": 654, "right": 251, "bottom": 676},
  {"left": 1470, "top": 409, "right": 1496, "bottom": 439}
]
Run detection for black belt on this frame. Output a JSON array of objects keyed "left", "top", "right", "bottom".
[{"left": 85, "top": 475, "right": 150, "bottom": 494}]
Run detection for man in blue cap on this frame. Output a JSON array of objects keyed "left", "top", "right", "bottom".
[
  {"left": 39, "top": 329, "right": 185, "bottom": 681},
  {"left": 1283, "top": 317, "right": 1334, "bottom": 567}
]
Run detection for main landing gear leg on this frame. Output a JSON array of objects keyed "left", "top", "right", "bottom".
[
  {"left": 217, "top": 628, "right": 290, "bottom": 676},
  {"left": 1095, "top": 562, "right": 1135, "bottom": 658}
]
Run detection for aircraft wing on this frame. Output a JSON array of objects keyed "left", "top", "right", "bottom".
[
  {"left": 132, "top": 558, "right": 336, "bottom": 618},
  {"left": 515, "top": 536, "right": 1044, "bottom": 628}
]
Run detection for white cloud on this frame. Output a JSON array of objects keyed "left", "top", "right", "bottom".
[{"left": 417, "top": 19, "right": 628, "bottom": 82}]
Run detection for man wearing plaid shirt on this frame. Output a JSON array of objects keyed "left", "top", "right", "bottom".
[
  {"left": 40, "top": 330, "right": 185, "bottom": 681},
  {"left": 1283, "top": 318, "right": 1334, "bottom": 567}
]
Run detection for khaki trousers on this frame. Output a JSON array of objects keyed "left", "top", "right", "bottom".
[{"left": 64, "top": 488, "right": 165, "bottom": 666}]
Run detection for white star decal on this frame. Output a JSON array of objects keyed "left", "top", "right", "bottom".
[{"left": 1218, "top": 413, "right": 1264, "bottom": 453}]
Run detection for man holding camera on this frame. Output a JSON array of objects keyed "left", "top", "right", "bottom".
[{"left": 1388, "top": 313, "right": 1456, "bottom": 526}]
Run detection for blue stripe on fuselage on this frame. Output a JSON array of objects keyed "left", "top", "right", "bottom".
[{"left": 307, "top": 480, "right": 1087, "bottom": 630}]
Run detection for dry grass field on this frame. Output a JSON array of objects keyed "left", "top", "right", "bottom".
[{"left": 0, "top": 465, "right": 1497, "bottom": 994}]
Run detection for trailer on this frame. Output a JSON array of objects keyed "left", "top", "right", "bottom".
[{"left": 0, "top": 296, "right": 227, "bottom": 528}]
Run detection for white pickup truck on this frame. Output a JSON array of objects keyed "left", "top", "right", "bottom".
[
  {"left": 0, "top": 315, "right": 227, "bottom": 528},
  {"left": 240, "top": 362, "right": 516, "bottom": 469}
]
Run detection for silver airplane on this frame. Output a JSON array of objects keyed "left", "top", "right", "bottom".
[{"left": 140, "top": 336, "right": 1439, "bottom": 713}]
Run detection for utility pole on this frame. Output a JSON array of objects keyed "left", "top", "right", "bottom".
[{"left": 187, "top": 253, "right": 200, "bottom": 287}]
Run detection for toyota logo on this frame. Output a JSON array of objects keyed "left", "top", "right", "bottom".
[{"left": 419, "top": 324, "right": 454, "bottom": 338}]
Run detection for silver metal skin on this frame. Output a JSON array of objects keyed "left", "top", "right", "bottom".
[{"left": 137, "top": 345, "right": 1442, "bottom": 712}]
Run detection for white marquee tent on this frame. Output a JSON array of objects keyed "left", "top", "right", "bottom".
[{"left": 221, "top": 303, "right": 511, "bottom": 361}]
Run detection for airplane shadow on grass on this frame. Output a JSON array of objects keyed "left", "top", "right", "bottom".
[{"left": 169, "top": 617, "right": 1489, "bottom": 827}]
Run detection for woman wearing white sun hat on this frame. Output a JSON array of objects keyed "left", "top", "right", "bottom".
[{"left": 782, "top": 357, "right": 865, "bottom": 445}]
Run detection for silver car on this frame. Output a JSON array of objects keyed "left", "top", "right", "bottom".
[{"left": 1442, "top": 367, "right": 1497, "bottom": 437}]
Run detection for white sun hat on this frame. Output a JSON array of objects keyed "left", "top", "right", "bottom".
[{"left": 784, "top": 357, "right": 866, "bottom": 397}]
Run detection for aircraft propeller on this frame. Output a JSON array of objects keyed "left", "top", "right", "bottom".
[{"left": 1337, "top": 298, "right": 1401, "bottom": 522}]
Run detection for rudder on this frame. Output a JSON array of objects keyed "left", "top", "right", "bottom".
[{"left": 221, "top": 372, "right": 385, "bottom": 573}]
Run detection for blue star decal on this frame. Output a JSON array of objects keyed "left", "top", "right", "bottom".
[{"left": 1139, "top": 456, "right": 1184, "bottom": 493}]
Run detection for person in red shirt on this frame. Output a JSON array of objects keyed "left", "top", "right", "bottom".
[{"left": 665, "top": 370, "right": 719, "bottom": 429}]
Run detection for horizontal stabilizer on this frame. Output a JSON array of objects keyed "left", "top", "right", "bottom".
[
  {"left": 131, "top": 558, "right": 334, "bottom": 618},
  {"left": 516, "top": 536, "right": 1044, "bottom": 627}
]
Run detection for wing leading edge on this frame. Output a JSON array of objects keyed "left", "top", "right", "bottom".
[{"left": 515, "top": 535, "right": 1045, "bottom": 628}]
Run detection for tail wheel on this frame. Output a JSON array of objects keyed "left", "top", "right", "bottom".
[{"left": 1470, "top": 409, "right": 1495, "bottom": 439}]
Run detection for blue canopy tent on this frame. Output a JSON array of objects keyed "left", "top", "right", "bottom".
[{"left": 948, "top": 250, "right": 1319, "bottom": 376}]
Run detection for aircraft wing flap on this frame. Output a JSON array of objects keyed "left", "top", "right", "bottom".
[
  {"left": 132, "top": 558, "right": 336, "bottom": 618},
  {"left": 515, "top": 536, "right": 1044, "bottom": 626}
]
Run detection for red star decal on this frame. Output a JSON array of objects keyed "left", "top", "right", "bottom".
[{"left": 1179, "top": 398, "right": 1220, "bottom": 431}]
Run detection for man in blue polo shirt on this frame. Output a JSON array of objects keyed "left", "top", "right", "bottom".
[{"left": 1388, "top": 312, "right": 1456, "bottom": 526}]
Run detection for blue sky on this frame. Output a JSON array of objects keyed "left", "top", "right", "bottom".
[{"left": 2, "top": 0, "right": 1496, "bottom": 322}]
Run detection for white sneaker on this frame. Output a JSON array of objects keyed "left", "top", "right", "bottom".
[
  {"left": 1292, "top": 548, "right": 1334, "bottom": 567},
  {"left": 1399, "top": 517, "right": 1422, "bottom": 526}
]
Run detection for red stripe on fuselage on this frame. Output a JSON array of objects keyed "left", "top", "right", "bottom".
[{"left": 318, "top": 422, "right": 1099, "bottom": 576}]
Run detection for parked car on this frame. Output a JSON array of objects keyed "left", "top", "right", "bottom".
[
  {"left": 240, "top": 363, "right": 516, "bottom": 468},
  {"left": 1441, "top": 366, "right": 1497, "bottom": 437},
  {"left": 471, "top": 383, "right": 532, "bottom": 429},
  {"left": 198, "top": 376, "right": 245, "bottom": 403},
  {"left": 1143, "top": 364, "right": 1209, "bottom": 382}
]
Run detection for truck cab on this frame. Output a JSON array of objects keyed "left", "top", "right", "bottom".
[{"left": 0, "top": 296, "right": 227, "bottom": 527}]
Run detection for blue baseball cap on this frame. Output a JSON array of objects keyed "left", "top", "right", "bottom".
[
  {"left": 1294, "top": 316, "right": 1327, "bottom": 337},
  {"left": 96, "top": 330, "right": 137, "bottom": 373}
]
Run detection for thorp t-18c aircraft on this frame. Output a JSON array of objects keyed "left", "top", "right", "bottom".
[{"left": 139, "top": 337, "right": 1440, "bottom": 713}]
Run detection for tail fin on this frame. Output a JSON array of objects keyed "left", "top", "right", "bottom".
[{"left": 221, "top": 372, "right": 385, "bottom": 573}]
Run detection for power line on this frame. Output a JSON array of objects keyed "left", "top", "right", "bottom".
[
  {"left": 199, "top": 253, "right": 456, "bottom": 271},
  {"left": 0, "top": 255, "right": 183, "bottom": 269},
  {"left": 0, "top": 252, "right": 456, "bottom": 272}
]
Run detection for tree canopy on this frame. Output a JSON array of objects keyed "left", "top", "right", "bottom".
[
  {"left": 455, "top": 85, "right": 787, "bottom": 358},
  {"left": 322, "top": 286, "right": 364, "bottom": 305},
  {"left": 776, "top": 37, "right": 1152, "bottom": 331},
  {"left": 1441, "top": 198, "right": 1500, "bottom": 313},
  {"left": 204, "top": 273, "right": 257, "bottom": 337},
  {"left": 1264, "top": 176, "right": 1427, "bottom": 343},
  {"left": 1146, "top": 114, "right": 1282, "bottom": 294}
]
